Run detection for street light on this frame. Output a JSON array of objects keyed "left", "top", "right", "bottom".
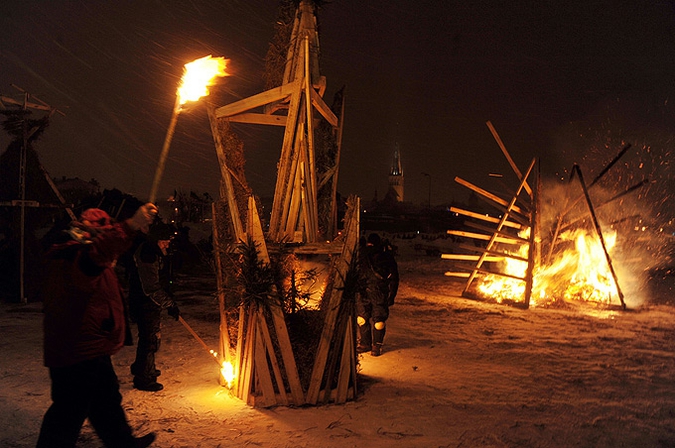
[{"left": 421, "top": 172, "right": 431, "bottom": 209}]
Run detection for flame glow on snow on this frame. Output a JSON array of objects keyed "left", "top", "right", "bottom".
[
  {"left": 478, "top": 227, "right": 621, "bottom": 306},
  {"left": 177, "top": 55, "right": 228, "bottom": 106}
]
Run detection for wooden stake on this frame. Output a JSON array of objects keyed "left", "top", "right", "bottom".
[
  {"left": 571, "top": 165, "right": 626, "bottom": 309},
  {"left": 207, "top": 104, "right": 244, "bottom": 241},
  {"left": 486, "top": 120, "right": 532, "bottom": 197}
]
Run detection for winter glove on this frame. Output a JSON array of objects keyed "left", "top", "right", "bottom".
[
  {"left": 167, "top": 304, "right": 180, "bottom": 321},
  {"left": 128, "top": 203, "right": 158, "bottom": 233}
]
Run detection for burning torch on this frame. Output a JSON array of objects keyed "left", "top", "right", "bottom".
[
  {"left": 148, "top": 55, "right": 228, "bottom": 203},
  {"left": 148, "top": 55, "right": 233, "bottom": 386}
]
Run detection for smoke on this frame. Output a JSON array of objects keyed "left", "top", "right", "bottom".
[{"left": 541, "top": 93, "right": 675, "bottom": 306}]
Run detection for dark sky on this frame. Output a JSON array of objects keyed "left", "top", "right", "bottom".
[{"left": 2, "top": 1, "right": 675, "bottom": 209}]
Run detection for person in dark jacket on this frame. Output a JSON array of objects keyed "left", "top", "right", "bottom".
[
  {"left": 123, "top": 219, "right": 180, "bottom": 392},
  {"left": 356, "top": 233, "right": 399, "bottom": 357},
  {"left": 37, "top": 205, "right": 157, "bottom": 448}
]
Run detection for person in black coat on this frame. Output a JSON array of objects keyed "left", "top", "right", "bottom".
[
  {"left": 121, "top": 219, "right": 180, "bottom": 392},
  {"left": 356, "top": 233, "right": 399, "bottom": 357}
]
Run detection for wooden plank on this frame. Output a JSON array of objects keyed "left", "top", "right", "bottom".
[
  {"left": 238, "top": 306, "right": 256, "bottom": 402},
  {"left": 284, "top": 158, "right": 304, "bottom": 241},
  {"left": 310, "top": 87, "right": 338, "bottom": 127},
  {"left": 247, "top": 196, "right": 269, "bottom": 261},
  {"left": 281, "top": 11, "right": 301, "bottom": 83},
  {"left": 335, "top": 318, "right": 354, "bottom": 403},
  {"left": 268, "top": 303, "right": 305, "bottom": 405},
  {"left": 472, "top": 267, "right": 526, "bottom": 282},
  {"left": 464, "top": 221, "right": 529, "bottom": 244},
  {"left": 214, "top": 83, "right": 294, "bottom": 118},
  {"left": 445, "top": 272, "right": 471, "bottom": 278},
  {"left": 524, "top": 165, "right": 540, "bottom": 309},
  {"left": 318, "top": 386, "right": 355, "bottom": 403},
  {"left": 454, "top": 176, "right": 526, "bottom": 216},
  {"left": 270, "top": 83, "right": 302, "bottom": 240},
  {"left": 455, "top": 243, "right": 530, "bottom": 263},
  {"left": 207, "top": 105, "right": 244, "bottom": 241},
  {"left": 257, "top": 309, "right": 289, "bottom": 406},
  {"left": 306, "top": 196, "right": 359, "bottom": 404},
  {"left": 225, "top": 113, "right": 287, "bottom": 126},
  {"left": 450, "top": 206, "right": 522, "bottom": 229},
  {"left": 441, "top": 254, "right": 504, "bottom": 262},
  {"left": 328, "top": 89, "right": 345, "bottom": 240},
  {"left": 447, "top": 229, "right": 521, "bottom": 245},
  {"left": 233, "top": 304, "right": 246, "bottom": 397},
  {"left": 303, "top": 36, "right": 319, "bottom": 241},
  {"left": 280, "top": 242, "right": 344, "bottom": 255},
  {"left": 486, "top": 121, "right": 533, "bottom": 196},
  {"left": 254, "top": 314, "right": 277, "bottom": 407}
]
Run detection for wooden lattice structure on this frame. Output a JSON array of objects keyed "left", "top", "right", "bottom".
[
  {"left": 443, "top": 121, "right": 632, "bottom": 309},
  {"left": 442, "top": 121, "right": 540, "bottom": 307},
  {"left": 208, "top": 1, "right": 359, "bottom": 407}
]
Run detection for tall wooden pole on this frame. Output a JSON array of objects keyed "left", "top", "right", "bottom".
[{"left": 149, "top": 96, "right": 181, "bottom": 203}]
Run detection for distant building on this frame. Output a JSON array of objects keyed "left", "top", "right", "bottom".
[{"left": 388, "top": 146, "right": 404, "bottom": 202}]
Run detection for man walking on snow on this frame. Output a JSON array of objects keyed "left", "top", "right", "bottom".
[{"left": 356, "top": 233, "right": 399, "bottom": 357}]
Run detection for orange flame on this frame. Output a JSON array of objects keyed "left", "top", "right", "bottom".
[
  {"left": 210, "top": 349, "right": 235, "bottom": 388},
  {"left": 478, "top": 228, "right": 620, "bottom": 306},
  {"left": 177, "top": 55, "right": 228, "bottom": 106},
  {"left": 220, "top": 361, "right": 235, "bottom": 388}
]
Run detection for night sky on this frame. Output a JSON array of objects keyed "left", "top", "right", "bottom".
[{"left": 2, "top": 1, "right": 675, "bottom": 211}]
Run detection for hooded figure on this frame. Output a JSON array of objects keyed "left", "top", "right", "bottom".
[{"left": 356, "top": 233, "right": 399, "bottom": 356}]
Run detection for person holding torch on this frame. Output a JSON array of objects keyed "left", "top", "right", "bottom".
[{"left": 37, "top": 204, "right": 157, "bottom": 448}]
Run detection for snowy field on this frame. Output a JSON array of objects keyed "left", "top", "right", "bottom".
[{"left": 2, "top": 236, "right": 675, "bottom": 447}]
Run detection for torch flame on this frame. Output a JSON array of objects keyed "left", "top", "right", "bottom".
[{"left": 177, "top": 55, "right": 228, "bottom": 106}]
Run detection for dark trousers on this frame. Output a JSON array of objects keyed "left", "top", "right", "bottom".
[
  {"left": 131, "top": 302, "right": 161, "bottom": 384},
  {"left": 36, "top": 356, "right": 134, "bottom": 448},
  {"left": 356, "top": 290, "right": 390, "bottom": 347}
]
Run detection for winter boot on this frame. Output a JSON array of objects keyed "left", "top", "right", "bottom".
[
  {"left": 357, "top": 317, "right": 372, "bottom": 353},
  {"left": 133, "top": 378, "right": 164, "bottom": 392},
  {"left": 134, "top": 432, "right": 156, "bottom": 447},
  {"left": 372, "top": 325, "right": 386, "bottom": 356}
]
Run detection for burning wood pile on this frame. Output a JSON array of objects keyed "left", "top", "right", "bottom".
[{"left": 443, "top": 121, "right": 650, "bottom": 310}]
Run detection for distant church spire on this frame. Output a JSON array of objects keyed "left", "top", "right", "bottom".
[{"left": 388, "top": 144, "right": 404, "bottom": 202}]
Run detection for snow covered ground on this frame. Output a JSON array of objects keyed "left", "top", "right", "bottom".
[{"left": 2, "top": 237, "right": 675, "bottom": 447}]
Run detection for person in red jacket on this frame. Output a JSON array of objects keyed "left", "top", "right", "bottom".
[{"left": 37, "top": 204, "right": 157, "bottom": 448}]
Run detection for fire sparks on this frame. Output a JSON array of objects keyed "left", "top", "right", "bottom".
[
  {"left": 177, "top": 55, "right": 228, "bottom": 107},
  {"left": 477, "top": 228, "right": 621, "bottom": 307}
]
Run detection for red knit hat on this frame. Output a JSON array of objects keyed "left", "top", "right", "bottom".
[{"left": 80, "top": 208, "right": 114, "bottom": 230}]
